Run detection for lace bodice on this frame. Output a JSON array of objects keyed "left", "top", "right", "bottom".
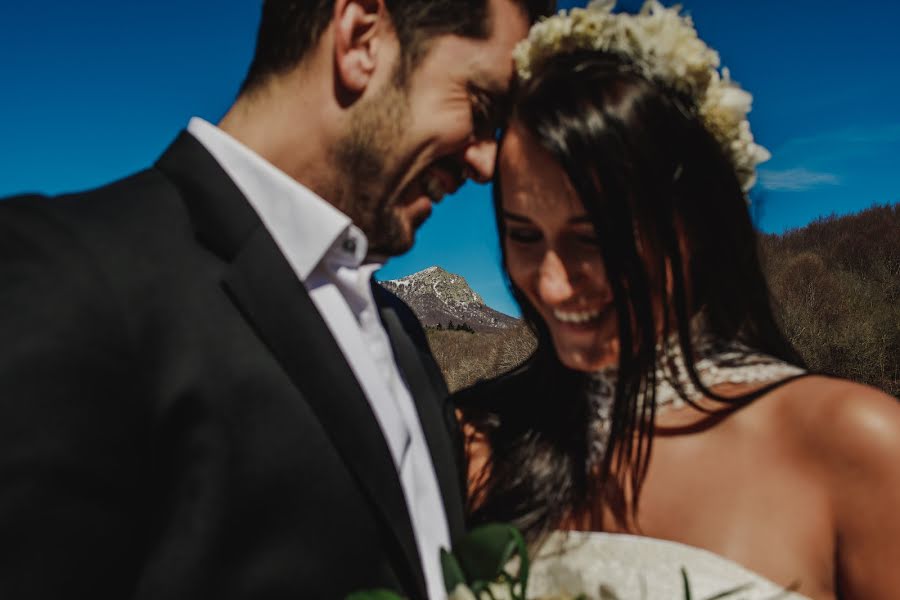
[{"left": 527, "top": 531, "right": 811, "bottom": 599}]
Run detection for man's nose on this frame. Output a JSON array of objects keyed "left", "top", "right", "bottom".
[
  {"left": 537, "top": 251, "right": 577, "bottom": 305},
  {"left": 462, "top": 138, "right": 498, "bottom": 183}
]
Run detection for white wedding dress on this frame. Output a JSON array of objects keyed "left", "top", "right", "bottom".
[{"left": 526, "top": 531, "right": 811, "bottom": 599}]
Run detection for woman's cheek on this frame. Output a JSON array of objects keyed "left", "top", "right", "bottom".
[{"left": 504, "top": 245, "right": 531, "bottom": 289}]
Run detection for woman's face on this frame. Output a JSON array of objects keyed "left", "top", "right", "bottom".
[{"left": 499, "top": 123, "right": 618, "bottom": 371}]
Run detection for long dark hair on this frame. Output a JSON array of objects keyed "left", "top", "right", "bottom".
[{"left": 458, "top": 50, "right": 806, "bottom": 542}]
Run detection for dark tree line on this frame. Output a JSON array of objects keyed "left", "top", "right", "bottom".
[{"left": 430, "top": 321, "right": 475, "bottom": 333}]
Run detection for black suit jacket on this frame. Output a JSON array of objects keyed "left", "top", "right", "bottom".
[{"left": 0, "top": 132, "right": 466, "bottom": 599}]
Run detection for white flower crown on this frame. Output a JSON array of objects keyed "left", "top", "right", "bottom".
[{"left": 512, "top": 0, "right": 771, "bottom": 193}]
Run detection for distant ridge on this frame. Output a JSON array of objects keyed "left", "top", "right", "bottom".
[{"left": 380, "top": 266, "right": 518, "bottom": 332}]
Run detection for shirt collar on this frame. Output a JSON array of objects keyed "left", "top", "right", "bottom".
[
  {"left": 187, "top": 117, "right": 364, "bottom": 280},
  {"left": 323, "top": 221, "right": 371, "bottom": 270}
]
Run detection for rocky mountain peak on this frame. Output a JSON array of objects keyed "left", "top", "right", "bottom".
[{"left": 380, "top": 267, "right": 517, "bottom": 332}]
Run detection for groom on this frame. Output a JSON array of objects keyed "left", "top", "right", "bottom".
[{"left": 0, "top": 1, "right": 548, "bottom": 598}]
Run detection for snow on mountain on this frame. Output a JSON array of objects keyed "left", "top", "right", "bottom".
[{"left": 380, "top": 266, "right": 518, "bottom": 332}]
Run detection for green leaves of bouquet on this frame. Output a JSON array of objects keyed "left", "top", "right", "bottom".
[
  {"left": 347, "top": 524, "right": 535, "bottom": 600},
  {"left": 345, "top": 523, "right": 772, "bottom": 600},
  {"left": 442, "top": 523, "right": 531, "bottom": 600}
]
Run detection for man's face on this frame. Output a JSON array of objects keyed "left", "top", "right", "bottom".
[{"left": 336, "top": 0, "right": 530, "bottom": 256}]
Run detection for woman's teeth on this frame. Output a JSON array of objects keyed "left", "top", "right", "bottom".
[{"left": 553, "top": 308, "right": 602, "bottom": 324}]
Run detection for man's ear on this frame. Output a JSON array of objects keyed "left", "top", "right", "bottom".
[{"left": 333, "top": 0, "right": 386, "bottom": 95}]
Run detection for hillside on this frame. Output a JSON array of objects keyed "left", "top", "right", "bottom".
[
  {"left": 380, "top": 266, "right": 518, "bottom": 332},
  {"left": 760, "top": 203, "right": 900, "bottom": 396}
]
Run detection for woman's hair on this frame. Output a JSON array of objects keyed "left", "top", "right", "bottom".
[{"left": 459, "top": 50, "right": 806, "bottom": 542}]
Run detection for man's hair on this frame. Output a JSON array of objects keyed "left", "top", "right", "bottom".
[{"left": 239, "top": 0, "right": 556, "bottom": 95}]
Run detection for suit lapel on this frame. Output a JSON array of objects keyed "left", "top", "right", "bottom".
[
  {"left": 155, "top": 132, "right": 428, "bottom": 600},
  {"left": 375, "top": 288, "right": 467, "bottom": 545}
]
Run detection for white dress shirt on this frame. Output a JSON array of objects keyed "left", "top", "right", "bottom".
[{"left": 187, "top": 117, "right": 451, "bottom": 600}]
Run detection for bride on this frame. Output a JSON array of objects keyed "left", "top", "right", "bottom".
[{"left": 455, "top": 3, "right": 900, "bottom": 599}]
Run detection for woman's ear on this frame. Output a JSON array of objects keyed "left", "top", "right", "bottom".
[{"left": 333, "top": 0, "right": 386, "bottom": 95}]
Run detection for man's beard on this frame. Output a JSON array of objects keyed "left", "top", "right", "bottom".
[{"left": 333, "top": 80, "right": 414, "bottom": 257}]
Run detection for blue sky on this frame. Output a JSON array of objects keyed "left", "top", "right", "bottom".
[{"left": 2, "top": 1, "right": 897, "bottom": 317}]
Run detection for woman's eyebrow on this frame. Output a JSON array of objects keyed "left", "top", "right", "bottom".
[
  {"left": 503, "top": 212, "right": 593, "bottom": 224},
  {"left": 502, "top": 211, "right": 532, "bottom": 223}
]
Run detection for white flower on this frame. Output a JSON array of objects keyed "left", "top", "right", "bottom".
[
  {"left": 587, "top": 0, "right": 616, "bottom": 13},
  {"left": 513, "top": 0, "right": 769, "bottom": 194},
  {"left": 718, "top": 87, "right": 753, "bottom": 122}
]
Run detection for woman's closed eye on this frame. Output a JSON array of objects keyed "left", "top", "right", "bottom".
[{"left": 506, "top": 228, "right": 543, "bottom": 244}]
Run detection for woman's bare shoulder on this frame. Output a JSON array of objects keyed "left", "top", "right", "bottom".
[
  {"left": 770, "top": 375, "right": 900, "bottom": 469},
  {"left": 773, "top": 380, "right": 900, "bottom": 597}
]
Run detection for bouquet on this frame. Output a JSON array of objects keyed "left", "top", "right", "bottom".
[{"left": 347, "top": 524, "right": 760, "bottom": 600}]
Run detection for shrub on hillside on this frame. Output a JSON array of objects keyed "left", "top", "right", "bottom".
[
  {"left": 760, "top": 204, "right": 900, "bottom": 397},
  {"left": 425, "top": 324, "right": 537, "bottom": 393}
]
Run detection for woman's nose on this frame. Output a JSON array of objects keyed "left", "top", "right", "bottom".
[{"left": 537, "top": 251, "right": 577, "bottom": 305}]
